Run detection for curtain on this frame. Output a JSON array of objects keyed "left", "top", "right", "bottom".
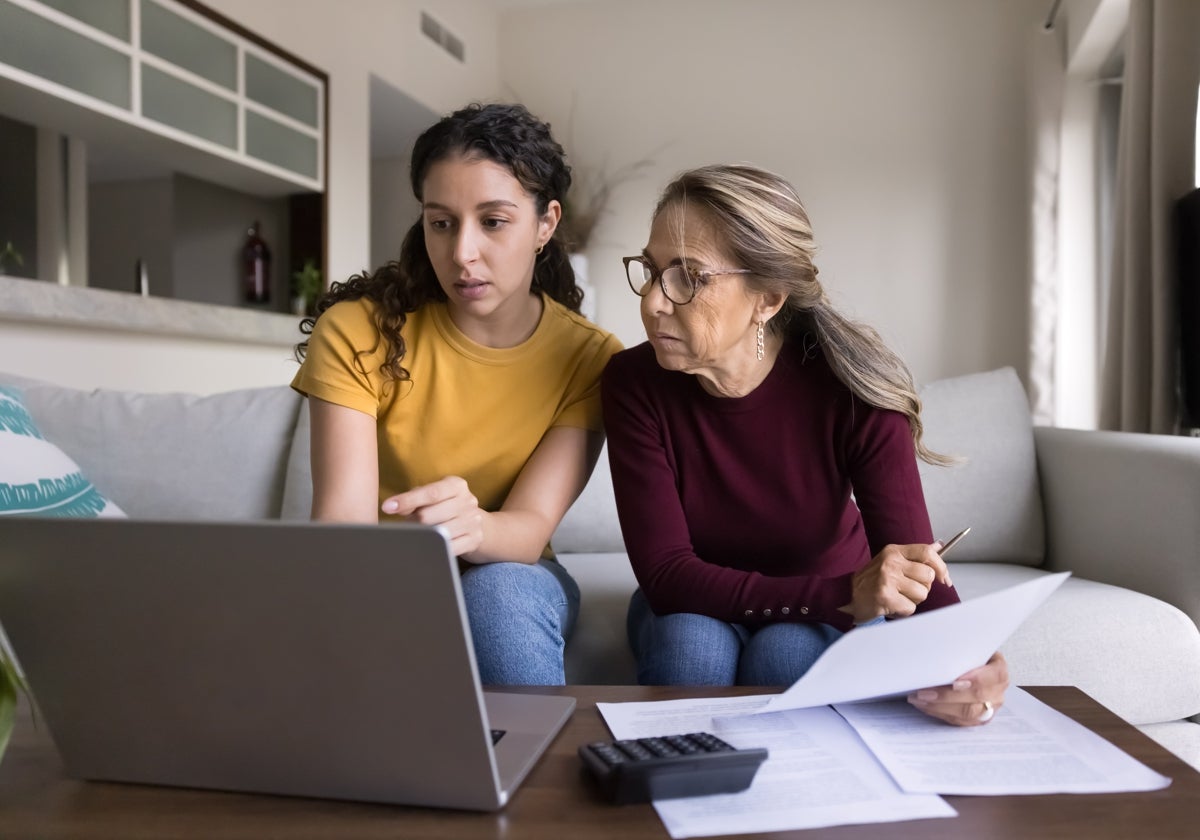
[
  {"left": 1099, "top": 0, "right": 1200, "bottom": 433},
  {"left": 1027, "top": 24, "right": 1065, "bottom": 426}
]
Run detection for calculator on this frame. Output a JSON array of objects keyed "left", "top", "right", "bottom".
[{"left": 578, "top": 731, "right": 768, "bottom": 805}]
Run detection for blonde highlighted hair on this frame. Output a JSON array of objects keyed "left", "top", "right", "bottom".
[{"left": 656, "top": 164, "right": 950, "bottom": 465}]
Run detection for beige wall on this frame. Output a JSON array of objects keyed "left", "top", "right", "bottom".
[{"left": 500, "top": 0, "right": 1043, "bottom": 385}]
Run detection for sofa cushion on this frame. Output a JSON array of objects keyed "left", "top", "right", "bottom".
[
  {"left": 1139, "top": 721, "right": 1200, "bottom": 772},
  {"left": 918, "top": 368, "right": 1045, "bottom": 566},
  {"left": 560, "top": 552, "right": 638, "bottom": 684},
  {"left": 0, "top": 373, "right": 302, "bottom": 521},
  {"left": 280, "top": 398, "right": 312, "bottom": 521},
  {"left": 0, "top": 385, "right": 124, "bottom": 518},
  {"left": 951, "top": 563, "right": 1200, "bottom": 726},
  {"left": 560, "top": 551, "right": 1200, "bottom": 725}
]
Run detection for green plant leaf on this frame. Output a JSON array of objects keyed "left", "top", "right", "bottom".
[
  {"left": 290, "top": 257, "right": 322, "bottom": 300},
  {"left": 0, "top": 646, "right": 24, "bottom": 764},
  {"left": 0, "top": 672, "right": 14, "bottom": 763},
  {"left": 0, "top": 638, "right": 34, "bottom": 758},
  {"left": 0, "top": 241, "right": 22, "bottom": 269}
]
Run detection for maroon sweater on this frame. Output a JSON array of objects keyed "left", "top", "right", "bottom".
[{"left": 601, "top": 341, "right": 958, "bottom": 633}]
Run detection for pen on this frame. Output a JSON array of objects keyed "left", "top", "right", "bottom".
[{"left": 937, "top": 526, "right": 971, "bottom": 557}]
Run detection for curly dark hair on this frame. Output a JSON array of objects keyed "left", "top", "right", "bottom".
[{"left": 294, "top": 102, "right": 582, "bottom": 381}]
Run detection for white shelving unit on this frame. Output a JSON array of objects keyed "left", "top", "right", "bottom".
[{"left": 0, "top": 0, "right": 325, "bottom": 196}]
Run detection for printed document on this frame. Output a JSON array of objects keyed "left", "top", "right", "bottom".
[
  {"left": 833, "top": 686, "right": 1171, "bottom": 795},
  {"left": 595, "top": 572, "right": 1169, "bottom": 837},
  {"left": 758, "top": 571, "right": 1070, "bottom": 713},
  {"left": 597, "top": 695, "right": 955, "bottom": 838}
]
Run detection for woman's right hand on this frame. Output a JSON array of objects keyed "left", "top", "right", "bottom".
[
  {"left": 381, "top": 476, "right": 486, "bottom": 558},
  {"left": 840, "top": 542, "right": 952, "bottom": 624}
]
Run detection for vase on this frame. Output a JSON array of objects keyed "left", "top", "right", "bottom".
[
  {"left": 242, "top": 221, "right": 271, "bottom": 304},
  {"left": 569, "top": 252, "right": 597, "bottom": 322}
]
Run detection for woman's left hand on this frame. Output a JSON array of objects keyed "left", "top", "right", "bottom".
[{"left": 906, "top": 651, "right": 1009, "bottom": 726}]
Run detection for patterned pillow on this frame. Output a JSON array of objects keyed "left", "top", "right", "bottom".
[{"left": 0, "top": 385, "right": 125, "bottom": 517}]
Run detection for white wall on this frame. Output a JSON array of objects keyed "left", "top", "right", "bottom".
[
  {"left": 371, "top": 155, "right": 422, "bottom": 269},
  {"left": 0, "top": 320, "right": 300, "bottom": 394},
  {"left": 500, "top": 0, "right": 1043, "bottom": 385}
]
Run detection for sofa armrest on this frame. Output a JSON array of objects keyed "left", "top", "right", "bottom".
[{"left": 1034, "top": 426, "right": 1200, "bottom": 630}]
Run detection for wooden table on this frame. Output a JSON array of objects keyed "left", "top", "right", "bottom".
[{"left": 0, "top": 686, "right": 1197, "bottom": 839}]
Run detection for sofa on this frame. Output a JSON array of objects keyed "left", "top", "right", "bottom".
[{"left": 2, "top": 365, "right": 1199, "bottom": 771}]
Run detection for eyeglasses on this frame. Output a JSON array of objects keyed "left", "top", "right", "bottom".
[{"left": 623, "top": 256, "right": 752, "bottom": 306}]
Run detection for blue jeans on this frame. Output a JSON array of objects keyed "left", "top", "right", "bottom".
[
  {"left": 460, "top": 559, "right": 580, "bottom": 686},
  {"left": 626, "top": 589, "right": 852, "bottom": 686}
]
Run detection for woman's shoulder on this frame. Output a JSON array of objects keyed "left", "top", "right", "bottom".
[
  {"left": 606, "top": 341, "right": 657, "bottom": 370},
  {"left": 315, "top": 296, "right": 377, "bottom": 333},
  {"left": 602, "top": 342, "right": 666, "bottom": 391},
  {"left": 542, "top": 296, "right": 623, "bottom": 355},
  {"left": 779, "top": 336, "right": 843, "bottom": 391},
  {"left": 773, "top": 337, "right": 872, "bottom": 419},
  {"left": 316, "top": 296, "right": 438, "bottom": 338},
  {"left": 779, "top": 337, "right": 908, "bottom": 431}
]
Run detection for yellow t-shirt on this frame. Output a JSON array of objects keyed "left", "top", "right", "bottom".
[{"left": 291, "top": 295, "right": 622, "bottom": 518}]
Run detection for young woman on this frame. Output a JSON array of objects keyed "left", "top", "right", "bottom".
[
  {"left": 603, "top": 164, "right": 1007, "bottom": 725},
  {"left": 293, "top": 103, "right": 622, "bottom": 685}
]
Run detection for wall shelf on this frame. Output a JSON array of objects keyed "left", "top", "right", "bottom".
[
  {"left": 0, "top": 0, "right": 326, "bottom": 197},
  {"left": 0, "top": 275, "right": 303, "bottom": 347}
]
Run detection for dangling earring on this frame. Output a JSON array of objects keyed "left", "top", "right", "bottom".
[
  {"left": 535, "top": 243, "right": 544, "bottom": 255},
  {"left": 756, "top": 321, "right": 765, "bottom": 361}
]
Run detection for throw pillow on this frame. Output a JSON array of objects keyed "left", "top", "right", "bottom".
[{"left": 0, "top": 385, "right": 125, "bottom": 518}]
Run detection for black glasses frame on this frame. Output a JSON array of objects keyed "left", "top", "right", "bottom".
[{"left": 622, "top": 256, "right": 753, "bottom": 305}]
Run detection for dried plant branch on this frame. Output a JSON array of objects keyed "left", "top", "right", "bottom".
[
  {"left": 559, "top": 155, "right": 655, "bottom": 252},
  {"left": 555, "top": 92, "right": 659, "bottom": 252}
]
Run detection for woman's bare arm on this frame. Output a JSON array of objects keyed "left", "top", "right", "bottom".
[
  {"left": 383, "top": 425, "right": 603, "bottom": 562},
  {"left": 308, "top": 397, "right": 379, "bottom": 523}
]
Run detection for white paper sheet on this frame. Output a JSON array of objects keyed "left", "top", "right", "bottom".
[
  {"left": 832, "top": 686, "right": 1172, "bottom": 795},
  {"left": 759, "top": 571, "right": 1071, "bottom": 713},
  {"left": 596, "top": 696, "right": 955, "bottom": 838}
]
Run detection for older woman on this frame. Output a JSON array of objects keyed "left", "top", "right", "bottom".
[{"left": 601, "top": 164, "right": 1006, "bottom": 726}]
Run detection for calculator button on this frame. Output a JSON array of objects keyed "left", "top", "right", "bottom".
[
  {"left": 614, "top": 740, "right": 655, "bottom": 761},
  {"left": 663, "top": 735, "right": 700, "bottom": 754},
  {"left": 578, "top": 731, "right": 769, "bottom": 805}
]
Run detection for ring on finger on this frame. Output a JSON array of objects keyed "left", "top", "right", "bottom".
[{"left": 977, "top": 700, "right": 995, "bottom": 723}]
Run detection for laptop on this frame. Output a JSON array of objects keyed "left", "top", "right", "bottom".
[{"left": 0, "top": 517, "right": 575, "bottom": 811}]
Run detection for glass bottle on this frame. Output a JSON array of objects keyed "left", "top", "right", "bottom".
[{"left": 242, "top": 221, "right": 271, "bottom": 304}]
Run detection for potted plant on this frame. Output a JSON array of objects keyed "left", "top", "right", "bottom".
[
  {"left": 0, "top": 643, "right": 31, "bottom": 766},
  {"left": 290, "top": 258, "right": 323, "bottom": 316},
  {"left": 0, "top": 241, "right": 24, "bottom": 276}
]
